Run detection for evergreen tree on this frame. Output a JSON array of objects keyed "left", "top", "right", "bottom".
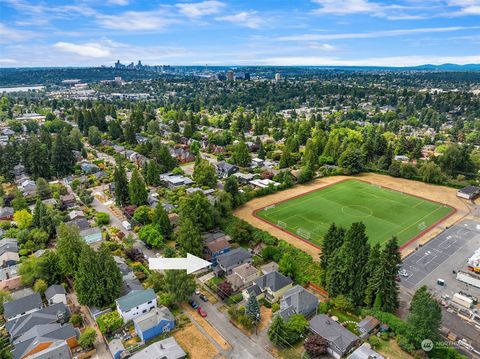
[
  {"left": 56, "top": 224, "right": 86, "bottom": 276},
  {"left": 179, "top": 191, "right": 213, "bottom": 231},
  {"left": 129, "top": 168, "right": 148, "bottom": 206},
  {"left": 152, "top": 203, "right": 172, "bottom": 240},
  {"left": 12, "top": 190, "right": 28, "bottom": 211},
  {"left": 176, "top": 217, "right": 203, "bottom": 257},
  {"left": 124, "top": 121, "right": 137, "bottom": 145},
  {"left": 193, "top": 159, "right": 217, "bottom": 188},
  {"left": 245, "top": 294, "right": 260, "bottom": 322},
  {"left": 51, "top": 131, "right": 74, "bottom": 177},
  {"left": 367, "top": 237, "right": 402, "bottom": 312},
  {"left": 164, "top": 270, "right": 196, "bottom": 302},
  {"left": 75, "top": 246, "right": 101, "bottom": 306},
  {"left": 97, "top": 248, "right": 122, "bottom": 306},
  {"left": 268, "top": 315, "right": 288, "bottom": 346},
  {"left": 407, "top": 286, "right": 442, "bottom": 348},
  {"left": 225, "top": 175, "right": 241, "bottom": 207},
  {"left": 145, "top": 161, "right": 161, "bottom": 186},
  {"left": 363, "top": 243, "right": 382, "bottom": 307},
  {"left": 319, "top": 223, "right": 345, "bottom": 285},
  {"left": 113, "top": 160, "right": 129, "bottom": 207},
  {"left": 232, "top": 141, "right": 251, "bottom": 167}
]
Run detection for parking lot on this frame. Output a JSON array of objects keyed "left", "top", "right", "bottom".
[{"left": 400, "top": 219, "right": 480, "bottom": 297}]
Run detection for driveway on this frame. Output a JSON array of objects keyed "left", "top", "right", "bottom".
[{"left": 192, "top": 293, "right": 274, "bottom": 359}]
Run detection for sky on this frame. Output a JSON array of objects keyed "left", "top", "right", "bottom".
[{"left": 1, "top": 0, "right": 480, "bottom": 67}]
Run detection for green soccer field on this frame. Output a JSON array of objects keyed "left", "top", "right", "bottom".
[{"left": 256, "top": 180, "right": 453, "bottom": 248}]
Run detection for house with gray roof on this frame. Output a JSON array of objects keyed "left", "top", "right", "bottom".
[
  {"left": 28, "top": 340, "right": 72, "bottom": 359},
  {"left": 216, "top": 247, "right": 252, "bottom": 275},
  {"left": 4, "top": 293, "right": 43, "bottom": 322},
  {"left": 116, "top": 289, "right": 157, "bottom": 323},
  {"left": 278, "top": 285, "right": 319, "bottom": 321},
  {"left": 347, "top": 343, "right": 384, "bottom": 359},
  {"left": 215, "top": 161, "right": 238, "bottom": 178},
  {"left": 129, "top": 337, "right": 186, "bottom": 359},
  {"left": 133, "top": 306, "right": 175, "bottom": 342},
  {"left": 309, "top": 314, "right": 359, "bottom": 359},
  {"left": 7, "top": 302, "right": 71, "bottom": 341},
  {"left": 45, "top": 285, "right": 67, "bottom": 305},
  {"left": 12, "top": 323, "right": 78, "bottom": 359},
  {"left": 114, "top": 256, "right": 143, "bottom": 295},
  {"left": 243, "top": 271, "right": 294, "bottom": 303}
]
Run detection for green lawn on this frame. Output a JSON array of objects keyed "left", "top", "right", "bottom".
[{"left": 256, "top": 180, "right": 453, "bottom": 247}]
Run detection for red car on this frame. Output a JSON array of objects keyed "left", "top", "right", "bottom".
[{"left": 197, "top": 307, "right": 207, "bottom": 318}]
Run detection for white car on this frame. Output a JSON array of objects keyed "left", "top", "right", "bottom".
[{"left": 399, "top": 269, "right": 409, "bottom": 277}]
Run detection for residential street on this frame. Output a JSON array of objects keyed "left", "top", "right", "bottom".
[
  {"left": 89, "top": 190, "right": 157, "bottom": 258},
  {"left": 192, "top": 293, "right": 275, "bottom": 359}
]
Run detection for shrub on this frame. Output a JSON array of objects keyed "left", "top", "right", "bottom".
[
  {"left": 70, "top": 312, "right": 83, "bottom": 327},
  {"left": 97, "top": 311, "right": 123, "bottom": 335},
  {"left": 78, "top": 327, "right": 97, "bottom": 350},
  {"left": 368, "top": 336, "right": 381, "bottom": 348},
  {"left": 95, "top": 212, "right": 110, "bottom": 226}
]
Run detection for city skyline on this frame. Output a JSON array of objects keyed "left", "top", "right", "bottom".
[{"left": 1, "top": 0, "right": 480, "bottom": 67}]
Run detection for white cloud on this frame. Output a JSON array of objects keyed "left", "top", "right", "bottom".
[
  {"left": 97, "top": 10, "right": 179, "bottom": 31},
  {"left": 53, "top": 42, "right": 112, "bottom": 58},
  {"left": 176, "top": 1, "right": 225, "bottom": 17},
  {"left": 276, "top": 26, "right": 480, "bottom": 41},
  {"left": 0, "top": 23, "right": 34, "bottom": 43},
  {"left": 446, "top": 0, "right": 480, "bottom": 16},
  {"left": 216, "top": 11, "right": 264, "bottom": 29},
  {"left": 0, "top": 58, "right": 18, "bottom": 65},
  {"left": 107, "top": 0, "right": 129, "bottom": 5},
  {"left": 252, "top": 55, "right": 480, "bottom": 67},
  {"left": 312, "top": 0, "right": 386, "bottom": 16},
  {"left": 308, "top": 42, "right": 336, "bottom": 51}
]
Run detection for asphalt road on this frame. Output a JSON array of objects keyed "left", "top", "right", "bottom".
[
  {"left": 89, "top": 192, "right": 157, "bottom": 258},
  {"left": 192, "top": 293, "right": 275, "bottom": 359}
]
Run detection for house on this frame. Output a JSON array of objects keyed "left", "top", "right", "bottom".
[
  {"left": 204, "top": 237, "right": 231, "bottom": 264},
  {"left": 129, "top": 337, "right": 186, "bottom": 359},
  {"left": 27, "top": 340, "right": 72, "bottom": 359},
  {"left": 45, "top": 285, "right": 67, "bottom": 305},
  {"left": 251, "top": 158, "right": 264, "bottom": 168},
  {"left": 243, "top": 271, "right": 293, "bottom": 303},
  {"left": 260, "top": 262, "right": 279, "bottom": 275},
  {"left": 109, "top": 339, "right": 125, "bottom": 359},
  {"left": 18, "top": 179, "right": 37, "bottom": 197},
  {"left": 116, "top": 289, "right": 157, "bottom": 323},
  {"left": 4, "top": 293, "right": 43, "bottom": 322},
  {"left": 7, "top": 302, "right": 71, "bottom": 341},
  {"left": 215, "top": 161, "right": 238, "bottom": 178},
  {"left": 357, "top": 315, "right": 380, "bottom": 339},
  {"left": 12, "top": 323, "right": 78, "bottom": 359},
  {"left": 0, "top": 206, "right": 14, "bottom": 220},
  {"left": 225, "top": 263, "right": 260, "bottom": 291},
  {"left": 114, "top": 256, "right": 143, "bottom": 295},
  {"left": 309, "top": 314, "right": 359, "bottom": 359},
  {"left": 80, "top": 227, "right": 102, "bottom": 244},
  {"left": 60, "top": 194, "right": 76, "bottom": 209},
  {"left": 172, "top": 147, "right": 195, "bottom": 163},
  {"left": 80, "top": 162, "right": 99, "bottom": 174},
  {"left": 160, "top": 173, "right": 195, "bottom": 189},
  {"left": 249, "top": 179, "right": 280, "bottom": 189},
  {"left": 277, "top": 285, "right": 319, "bottom": 321},
  {"left": 0, "top": 238, "right": 19, "bottom": 267},
  {"left": 133, "top": 306, "right": 175, "bottom": 341},
  {"left": 232, "top": 172, "right": 256, "bottom": 183},
  {"left": 457, "top": 186, "right": 480, "bottom": 200},
  {"left": 0, "top": 264, "right": 22, "bottom": 291},
  {"left": 67, "top": 210, "right": 85, "bottom": 221},
  {"left": 347, "top": 343, "right": 385, "bottom": 359},
  {"left": 216, "top": 248, "right": 252, "bottom": 275}
]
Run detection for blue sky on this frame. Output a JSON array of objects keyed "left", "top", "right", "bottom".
[{"left": 1, "top": 0, "right": 480, "bottom": 67}]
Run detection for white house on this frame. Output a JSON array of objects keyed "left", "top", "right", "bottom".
[
  {"left": 45, "top": 285, "right": 67, "bottom": 305},
  {"left": 116, "top": 289, "right": 157, "bottom": 323}
]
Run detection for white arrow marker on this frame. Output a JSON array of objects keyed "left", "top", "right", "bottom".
[{"left": 148, "top": 253, "right": 211, "bottom": 274}]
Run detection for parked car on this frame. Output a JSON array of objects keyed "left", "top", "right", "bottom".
[
  {"left": 195, "top": 289, "right": 200, "bottom": 295},
  {"left": 197, "top": 307, "right": 207, "bottom": 317},
  {"left": 189, "top": 299, "right": 198, "bottom": 309},
  {"left": 199, "top": 294, "right": 208, "bottom": 302}
]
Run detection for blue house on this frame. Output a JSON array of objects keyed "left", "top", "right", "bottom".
[
  {"left": 204, "top": 237, "right": 231, "bottom": 265},
  {"left": 133, "top": 306, "right": 175, "bottom": 342}
]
